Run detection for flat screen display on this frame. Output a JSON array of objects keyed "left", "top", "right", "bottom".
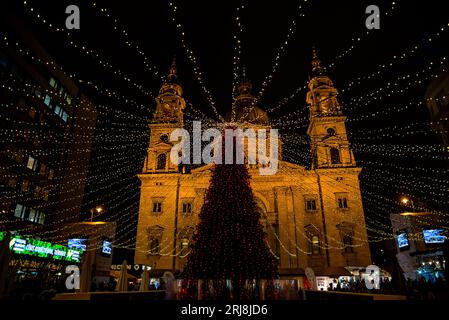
[
  {"left": 422, "top": 229, "right": 446, "bottom": 244},
  {"left": 68, "top": 238, "right": 87, "bottom": 251},
  {"left": 102, "top": 240, "right": 112, "bottom": 255},
  {"left": 396, "top": 232, "right": 409, "bottom": 248}
]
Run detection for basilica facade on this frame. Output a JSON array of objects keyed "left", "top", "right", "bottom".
[{"left": 134, "top": 53, "right": 372, "bottom": 279}]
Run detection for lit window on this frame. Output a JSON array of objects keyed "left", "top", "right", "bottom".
[
  {"left": 152, "top": 201, "right": 162, "bottom": 213},
  {"left": 49, "top": 77, "right": 57, "bottom": 88},
  {"left": 27, "top": 156, "right": 38, "bottom": 171},
  {"left": 62, "top": 111, "right": 68, "bottom": 122},
  {"left": 14, "top": 204, "right": 26, "bottom": 219},
  {"left": 28, "top": 209, "right": 36, "bottom": 222},
  {"left": 54, "top": 104, "right": 61, "bottom": 115},
  {"left": 310, "top": 236, "right": 320, "bottom": 254},
  {"left": 43, "top": 95, "right": 51, "bottom": 107},
  {"left": 38, "top": 212, "right": 45, "bottom": 224},
  {"left": 180, "top": 238, "right": 189, "bottom": 257}
]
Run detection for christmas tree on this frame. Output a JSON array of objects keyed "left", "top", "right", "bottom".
[{"left": 183, "top": 162, "right": 278, "bottom": 298}]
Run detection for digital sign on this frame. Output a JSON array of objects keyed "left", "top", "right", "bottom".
[
  {"left": 102, "top": 240, "right": 112, "bottom": 256},
  {"left": 7, "top": 234, "right": 82, "bottom": 262},
  {"left": 68, "top": 238, "right": 88, "bottom": 251},
  {"left": 422, "top": 229, "right": 446, "bottom": 244},
  {"left": 396, "top": 231, "right": 409, "bottom": 249}
]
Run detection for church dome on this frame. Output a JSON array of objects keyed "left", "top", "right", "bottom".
[
  {"left": 230, "top": 70, "right": 270, "bottom": 125},
  {"left": 234, "top": 105, "right": 270, "bottom": 125}
]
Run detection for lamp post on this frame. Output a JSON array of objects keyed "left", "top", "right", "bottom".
[
  {"left": 89, "top": 205, "right": 104, "bottom": 222},
  {"left": 400, "top": 196, "right": 414, "bottom": 208}
]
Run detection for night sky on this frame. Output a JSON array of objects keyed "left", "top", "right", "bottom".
[{"left": 4, "top": 0, "right": 448, "bottom": 263}]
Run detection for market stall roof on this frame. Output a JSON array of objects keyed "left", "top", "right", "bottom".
[
  {"left": 147, "top": 269, "right": 176, "bottom": 278},
  {"left": 278, "top": 268, "right": 305, "bottom": 277},
  {"left": 110, "top": 270, "right": 137, "bottom": 280},
  {"left": 346, "top": 266, "right": 392, "bottom": 278},
  {"left": 312, "top": 266, "right": 352, "bottom": 277}
]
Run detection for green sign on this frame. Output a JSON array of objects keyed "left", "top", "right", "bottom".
[{"left": 7, "top": 234, "right": 82, "bottom": 263}]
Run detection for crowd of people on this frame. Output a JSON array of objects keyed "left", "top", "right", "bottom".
[
  {"left": 3, "top": 267, "right": 448, "bottom": 301},
  {"left": 328, "top": 276, "right": 448, "bottom": 300}
]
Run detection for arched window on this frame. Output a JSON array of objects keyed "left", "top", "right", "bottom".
[
  {"left": 156, "top": 153, "right": 166, "bottom": 170},
  {"left": 178, "top": 227, "right": 193, "bottom": 258},
  {"left": 330, "top": 147, "right": 341, "bottom": 164},
  {"left": 343, "top": 235, "right": 353, "bottom": 253},
  {"left": 149, "top": 238, "right": 160, "bottom": 255},
  {"left": 180, "top": 238, "right": 189, "bottom": 258},
  {"left": 148, "top": 225, "right": 164, "bottom": 255},
  {"left": 310, "top": 235, "right": 320, "bottom": 255}
]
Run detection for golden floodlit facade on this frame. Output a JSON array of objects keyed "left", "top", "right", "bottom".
[{"left": 135, "top": 54, "right": 372, "bottom": 279}]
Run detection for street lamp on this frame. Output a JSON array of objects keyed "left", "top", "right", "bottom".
[
  {"left": 90, "top": 205, "right": 104, "bottom": 222},
  {"left": 400, "top": 197, "right": 413, "bottom": 207}
]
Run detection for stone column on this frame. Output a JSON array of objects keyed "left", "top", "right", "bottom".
[
  {"left": 274, "top": 186, "right": 290, "bottom": 268},
  {"left": 290, "top": 186, "right": 306, "bottom": 269}
]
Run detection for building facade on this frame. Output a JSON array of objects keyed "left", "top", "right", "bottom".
[
  {"left": 135, "top": 54, "right": 372, "bottom": 278},
  {"left": 0, "top": 14, "right": 97, "bottom": 238}
]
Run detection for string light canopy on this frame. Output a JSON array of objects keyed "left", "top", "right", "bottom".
[{"left": 0, "top": 0, "right": 447, "bottom": 259}]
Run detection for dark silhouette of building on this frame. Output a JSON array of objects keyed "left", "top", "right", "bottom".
[
  {"left": 425, "top": 66, "right": 449, "bottom": 159},
  {"left": 0, "top": 13, "right": 97, "bottom": 239}
]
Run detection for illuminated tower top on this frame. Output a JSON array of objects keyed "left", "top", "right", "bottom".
[{"left": 153, "top": 56, "right": 185, "bottom": 125}]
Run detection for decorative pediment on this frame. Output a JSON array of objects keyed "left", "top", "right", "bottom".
[
  {"left": 147, "top": 225, "right": 164, "bottom": 237},
  {"left": 304, "top": 224, "right": 321, "bottom": 236},
  {"left": 150, "top": 141, "right": 173, "bottom": 149},
  {"left": 315, "top": 84, "right": 335, "bottom": 91},
  {"left": 321, "top": 135, "right": 343, "bottom": 143},
  {"left": 177, "top": 226, "right": 194, "bottom": 239},
  {"left": 336, "top": 221, "right": 355, "bottom": 235}
]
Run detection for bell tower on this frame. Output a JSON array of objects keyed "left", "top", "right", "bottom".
[
  {"left": 153, "top": 56, "right": 185, "bottom": 124},
  {"left": 143, "top": 57, "right": 186, "bottom": 173},
  {"left": 306, "top": 49, "right": 356, "bottom": 169}
]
